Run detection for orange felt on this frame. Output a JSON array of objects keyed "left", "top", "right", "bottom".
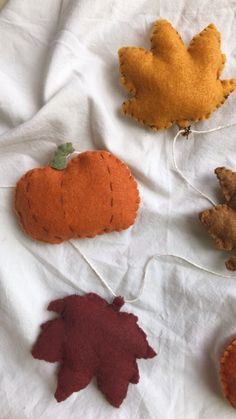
[
  {"left": 220, "top": 339, "right": 236, "bottom": 409},
  {"left": 199, "top": 167, "right": 236, "bottom": 270},
  {"left": 118, "top": 20, "right": 236, "bottom": 130},
  {"left": 14, "top": 151, "right": 140, "bottom": 244}
]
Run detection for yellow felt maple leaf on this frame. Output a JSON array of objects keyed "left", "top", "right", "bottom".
[{"left": 118, "top": 20, "right": 236, "bottom": 130}]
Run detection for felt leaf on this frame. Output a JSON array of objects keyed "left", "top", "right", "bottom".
[
  {"left": 50, "top": 143, "right": 75, "bottom": 170},
  {"left": 199, "top": 167, "right": 236, "bottom": 270},
  {"left": 14, "top": 149, "right": 140, "bottom": 243},
  {"left": 118, "top": 19, "right": 236, "bottom": 130},
  {"left": 32, "top": 293, "right": 156, "bottom": 407},
  {"left": 215, "top": 167, "right": 236, "bottom": 208},
  {"left": 220, "top": 338, "right": 236, "bottom": 408}
]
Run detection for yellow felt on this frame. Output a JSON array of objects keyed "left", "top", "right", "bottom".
[{"left": 119, "top": 20, "right": 236, "bottom": 130}]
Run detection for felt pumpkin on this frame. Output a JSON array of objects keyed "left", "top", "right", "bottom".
[
  {"left": 220, "top": 338, "right": 236, "bottom": 408},
  {"left": 15, "top": 143, "right": 140, "bottom": 244},
  {"left": 118, "top": 19, "right": 236, "bottom": 130},
  {"left": 32, "top": 293, "right": 156, "bottom": 407},
  {"left": 199, "top": 167, "right": 236, "bottom": 270}
]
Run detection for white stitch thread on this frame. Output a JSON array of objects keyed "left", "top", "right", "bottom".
[{"left": 172, "top": 122, "right": 236, "bottom": 205}]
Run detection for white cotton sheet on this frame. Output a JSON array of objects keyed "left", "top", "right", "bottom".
[{"left": 0, "top": 0, "right": 236, "bottom": 418}]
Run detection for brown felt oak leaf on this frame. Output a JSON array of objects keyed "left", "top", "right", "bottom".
[
  {"left": 199, "top": 167, "right": 236, "bottom": 270},
  {"left": 32, "top": 293, "right": 156, "bottom": 407},
  {"left": 119, "top": 20, "right": 236, "bottom": 130}
]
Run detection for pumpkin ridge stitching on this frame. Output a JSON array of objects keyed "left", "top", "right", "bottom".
[
  {"left": 55, "top": 177, "right": 66, "bottom": 242},
  {"left": 60, "top": 179, "right": 66, "bottom": 219},
  {"left": 100, "top": 152, "right": 114, "bottom": 231},
  {"left": 27, "top": 170, "right": 63, "bottom": 243},
  {"left": 60, "top": 163, "right": 81, "bottom": 240},
  {"left": 14, "top": 151, "right": 141, "bottom": 242},
  {"left": 25, "top": 171, "right": 40, "bottom": 234}
]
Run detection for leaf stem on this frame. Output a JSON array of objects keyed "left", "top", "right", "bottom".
[{"left": 50, "top": 143, "right": 75, "bottom": 170}]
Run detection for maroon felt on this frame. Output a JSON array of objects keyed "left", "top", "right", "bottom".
[{"left": 32, "top": 293, "right": 156, "bottom": 407}]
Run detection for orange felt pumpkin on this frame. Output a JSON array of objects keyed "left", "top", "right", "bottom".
[{"left": 14, "top": 144, "right": 140, "bottom": 244}]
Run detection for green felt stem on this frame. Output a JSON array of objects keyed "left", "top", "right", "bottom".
[{"left": 50, "top": 143, "right": 75, "bottom": 170}]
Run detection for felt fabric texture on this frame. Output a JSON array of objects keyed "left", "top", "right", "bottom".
[
  {"left": 1, "top": 1, "right": 236, "bottom": 418},
  {"left": 32, "top": 293, "right": 156, "bottom": 408},
  {"left": 220, "top": 339, "right": 236, "bottom": 409},
  {"left": 15, "top": 150, "right": 140, "bottom": 243},
  {"left": 51, "top": 143, "right": 75, "bottom": 170},
  {"left": 119, "top": 20, "right": 236, "bottom": 130},
  {"left": 199, "top": 167, "right": 236, "bottom": 270}
]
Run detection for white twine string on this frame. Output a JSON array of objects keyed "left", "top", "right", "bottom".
[
  {"left": 0, "top": 185, "right": 15, "bottom": 188},
  {"left": 172, "top": 122, "right": 236, "bottom": 205},
  {"left": 153, "top": 253, "right": 235, "bottom": 279},
  {"left": 68, "top": 151, "right": 80, "bottom": 157},
  {"left": 70, "top": 241, "right": 146, "bottom": 303},
  {"left": 70, "top": 242, "right": 236, "bottom": 304}
]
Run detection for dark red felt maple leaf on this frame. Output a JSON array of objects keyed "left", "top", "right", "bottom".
[{"left": 32, "top": 293, "right": 156, "bottom": 407}]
